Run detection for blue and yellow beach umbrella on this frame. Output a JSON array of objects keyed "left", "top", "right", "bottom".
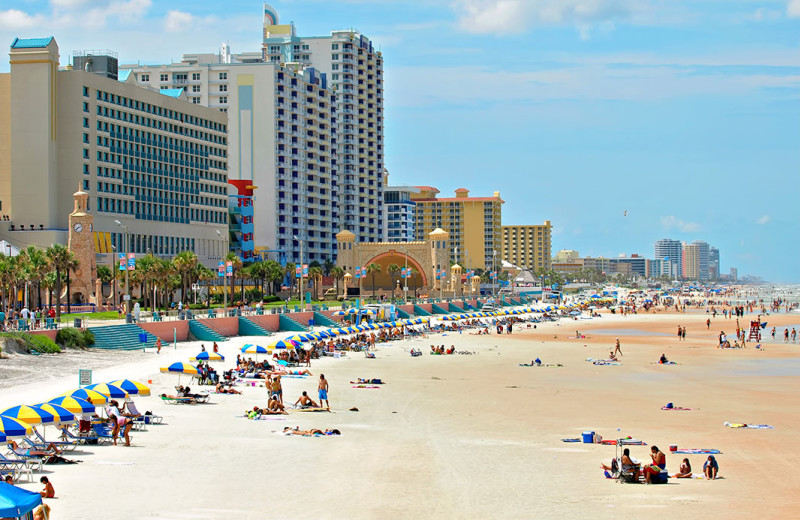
[
  {"left": 0, "top": 414, "right": 33, "bottom": 440},
  {"left": 268, "top": 339, "right": 300, "bottom": 351},
  {"left": 46, "top": 396, "right": 95, "bottom": 415},
  {"left": 109, "top": 379, "right": 151, "bottom": 396},
  {"left": 191, "top": 352, "right": 225, "bottom": 362},
  {"left": 31, "top": 404, "right": 75, "bottom": 425},
  {"left": 61, "top": 388, "right": 108, "bottom": 406},
  {"left": 241, "top": 344, "right": 269, "bottom": 354},
  {"left": 160, "top": 362, "right": 199, "bottom": 375},
  {"left": 0, "top": 405, "right": 55, "bottom": 426},
  {"left": 85, "top": 383, "right": 129, "bottom": 400}
]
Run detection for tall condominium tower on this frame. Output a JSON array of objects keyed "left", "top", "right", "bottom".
[
  {"left": 709, "top": 246, "right": 720, "bottom": 280},
  {"left": 654, "top": 238, "right": 682, "bottom": 279},
  {"left": 501, "top": 223, "right": 553, "bottom": 273},
  {"left": 261, "top": 5, "right": 384, "bottom": 244},
  {"left": 684, "top": 240, "right": 710, "bottom": 281}
]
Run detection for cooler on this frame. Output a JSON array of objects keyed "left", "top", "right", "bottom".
[{"left": 582, "top": 431, "right": 596, "bottom": 444}]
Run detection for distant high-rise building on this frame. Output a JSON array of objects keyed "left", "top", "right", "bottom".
[
  {"left": 616, "top": 254, "right": 647, "bottom": 277},
  {"left": 501, "top": 222, "right": 552, "bottom": 274},
  {"left": 709, "top": 246, "right": 720, "bottom": 280},
  {"left": 654, "top": 238, "right": 682, "bottom": 279},
  {"left": 411, "top": 187, "right": 503, "bottom": 270},
  {"left": 683, "top": 240, "right": 710, "bottom": 281},
  {"left": 554, "top": 249, "right": 580, "bottom": 263},
  {"left": 383, "top": 185, "right": 418, "bottom": 242}
]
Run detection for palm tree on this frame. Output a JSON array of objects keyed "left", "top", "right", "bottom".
[
  {"left": 137, "top": 254, "right": 158, "bottom": 310},
  {"left": 387, "top": 264, "right": 400, "bottom": 294},
  {"left": 96, "top": 265, "right": 113, "bottom": 304},
  {"left": 151, "top": 258, "right": 174, "bottom": 310},
  {"left": 194, "top": 264, "right": 215, "bottom": 307},
  {"left": 330, "top": 266, "right": 344, "bottom": 297},
  {"left": 366, "top": 263, "right": 381, "bottom": 299},
  {"left": 323, "top": 259, "right": 334, "bottom": 277},
  {"left": 45, "top": 244, "right": 78, "bottom": 319},
  {"left": 22, "top": 246, "right": 48, "bottom": 309},
  {"left": 308, "top": 266, "right": 324, "bottom": 300},
  {"left": 264, "top": 260, "right": 284, "bottom": 296},
  {"left": 284, "top": 262, "right": 296, "bottom": 300},
  {"left": 173, "top": 251, "right": 199, "bottom": 304}
]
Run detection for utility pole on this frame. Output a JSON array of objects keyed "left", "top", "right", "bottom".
[
  {"left": 293, "top": 235, "right": 305, "bottom": 310},
  {"left": 114, "top": 220, "right": 131, "bottom": 323}
]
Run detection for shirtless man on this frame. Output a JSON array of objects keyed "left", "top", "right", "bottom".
[
  {"left": 318, "top": 374, "right": 330, "bottom": 410},
  {"left": 294, "top": 391, "right": 319, "bottom": 409}
]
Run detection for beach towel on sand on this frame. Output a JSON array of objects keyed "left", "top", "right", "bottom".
[
  {"left": 674, "top": 449, "right": 721, "bottom": 454},
  {"left": 586, "top": 358, "right": 621, "bottom": 366},
  {"left": 724, "top": 422, "right": 773, "bottom": 429},
  {"left": 661, "top": 406, "right": 692, "bottom": 411}
]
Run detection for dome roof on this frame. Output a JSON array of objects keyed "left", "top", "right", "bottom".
[
  {"left": 428, "top": 228, "right": 448, "bottom": 238},
  {"left": 336, "top": 229, "right": 356, "bottom": 241}
]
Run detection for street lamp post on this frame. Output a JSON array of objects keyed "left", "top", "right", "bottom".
[
  {"left": 114, "top": 220, "right": 131, "bottom": 323},
  {"left": 110, "top": 245, "right": 117, "bottom": 310},
  {"left": 492, "top": 249, "right": 497, "bottom": 300}
]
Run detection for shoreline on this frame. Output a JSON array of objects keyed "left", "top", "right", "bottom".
[{"left": 1, "top": 307, "right": 800, "bottom": 518}]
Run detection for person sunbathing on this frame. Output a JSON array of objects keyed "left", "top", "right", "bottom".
[
  {"left": 294, "top": 391, "right": 319, "bottom": 409},
  {"left": 267, "top": 397, "right": 286, "bottom": 414},
  {"left": 659, "top": 353, "right": 669, "bottom": 364},
  {"left": 215, "top": 383, "right": 242, "bottom": 394},
  {"left": 161, "top": 393, "right": 197, "bottom": 404},
  {"left": 609, "top": 350, "right": 618, "bottom": 361},
  {"left": 351, "top": 378, "right": 384, "bottom": 384},
  {"left": 8, "top": 439, "right": 60, "bottom": 457},
  {"left": 282, "top": 427, "right": 341, "bottom": 436},
  {"left": 674, "top": 458, "right": 692, "bottom": 478}
]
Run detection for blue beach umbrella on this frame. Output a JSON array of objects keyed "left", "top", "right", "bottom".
[
  {"left": 31, "top": 403, "right": 75, "bottom": 425},
  {"left": 0, "top": 481, "right": 43, "bottom": 518},
  {"left": 0, "top": 415, "right": 33, "bottom": 440},
  {"left": 47, "top": 396, "right": 95, "bottom": 415},
  {"left": 85, "top": 383, "right": 129, "bottom": 400},
  {"left": 0, "top": 405, "right": 55, "bottom": 426},
  {"left": 241, "top": 344, "right": 269, "bottom": 354},
  {"left": 191, "top": 352, "right": 225, "bottom": 362}
]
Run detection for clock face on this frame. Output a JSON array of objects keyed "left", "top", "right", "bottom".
[{"left": 73, "top": 223, "right": 83, "bottom": 233}]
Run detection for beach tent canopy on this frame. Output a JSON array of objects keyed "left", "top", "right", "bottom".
[{"left": 0, "top": 481, "right": 42, "bottom": 517}]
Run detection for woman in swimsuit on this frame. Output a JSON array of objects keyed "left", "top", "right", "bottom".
[
  {"left": 643, "top": 446, "right": 666, "bottom": 483},
  {"left": 674, "top": 458, "right": 692, "bottom": 478}
]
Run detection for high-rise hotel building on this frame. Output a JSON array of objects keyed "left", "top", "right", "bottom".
[
  {"left": 260, "top": 5, "right": 385, "bottom": 244},
  {"left": 120, "top": 4, "right": 384, "bottom": 263},
  {"left": 0, "top": 37, "right": 229, "bottom": 266},
  {"left": 121, "top": 51, "right": 335, "bottom": 264},
  {"left": 411, "top": 187, "right": 503, "bottom": 270},
  {"left": 501, "top": 223, "right": 553, "bottom": 273}
]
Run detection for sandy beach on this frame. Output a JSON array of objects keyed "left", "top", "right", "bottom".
[{"left": 2, "top": 307, "right": 800, "bottom": 519}]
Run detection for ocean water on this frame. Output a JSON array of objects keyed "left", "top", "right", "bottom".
[{"left": 723, "top": 358, "right": 800, "bottom": 377}]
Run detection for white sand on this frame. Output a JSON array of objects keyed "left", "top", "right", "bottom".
[{"left": 2, "top": 310, "right": 800, "bottom": 519}]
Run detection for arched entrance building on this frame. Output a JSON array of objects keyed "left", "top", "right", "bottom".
[{"left": 336, "top": 228, "right": 451, "bottom": 293}]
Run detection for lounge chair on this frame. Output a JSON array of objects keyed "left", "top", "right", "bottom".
[
  {"left": 124, "top": 401, "right": 163, "bottom": 425},
  {"left": 617, "top": 462, "right": 641, "bottom": 483},
  {"left": 59, "top": 425, "right": 102, "bottom": 445},
  {"left": 91, "top": 423, "right": 127, "bottom": 444},
  {"left": 31, "top": 428, "right": 78, "bottom": 452},
  {"left": 160, "top": 395, "right": 197, "bottom": 405},
  {"left": 2, "top": 447, "right": 44, "bottom": 472},
  {"left": 0, "top": 457, "right": 34, "bottom": 481}
]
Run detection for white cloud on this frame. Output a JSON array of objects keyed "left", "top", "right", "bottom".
[
  {"left": 756, "top": 215, "right": 771, "bottom": 225},
  {"left": 0, "top": 9, "right": 45, "bottom": 30},
  {"left": 660, "top": 215, "right": 700, "bottom": 233},
  {"left": 164, "top": 10, "right": 194, "bottom": 32},
  {"left": 788, "top": 0, "right": 800, "bottom": 17},
  {"left": 453, "top": 0, "right": 652, "bottom": 34}
]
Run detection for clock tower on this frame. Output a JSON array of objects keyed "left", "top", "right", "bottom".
[{"left": 67, "top": 185, "right": 97, "bottom": 304}]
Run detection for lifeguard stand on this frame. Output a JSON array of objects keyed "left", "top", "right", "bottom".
[{"left": 748, "top": 321, "right": 761, "bottom": 341}]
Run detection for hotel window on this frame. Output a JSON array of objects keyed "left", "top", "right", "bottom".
[
  {"left": 140, "top": 74, "right": 149, "bottom": 82},
  {"left": 219, "top": 84, "right": 227, "bottom": 92},
  {"left": 160, "top": 73, "right": 168, "bottom": 82},
  {"left": 219, "top": 72, "right": 227, "bottom": 80},
  {"left": 192, "top": 72, "right": 200, "bottom": 81},
  {"left": 192, "top": 97, "right": 200, "bottom": 104},
  {"left": 192, "top": 85, "right": 200, "bottom": 93},
  {"left": 219, "top": 97, "right": 227, "bottom": 104}
]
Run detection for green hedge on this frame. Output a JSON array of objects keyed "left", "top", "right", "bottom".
[
  {"left": 56, "top": 328, "right": 95, "bottom": 349},
  {"left": 262, "top": 295, "right": 281, "bottom": 303}
]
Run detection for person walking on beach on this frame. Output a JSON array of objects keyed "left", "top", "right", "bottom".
[
  {"left": 681, "top": 327, "right": 686, "bottom": 341},
  {"left": 318, "top": 374, "right": 330, "bottom": 410},
  {"left": 614, "top": 338, "right": 622, "bottom": 357},
  {"left": 706, "top": 318, "right": 711, "bottom": 330},
  {"left": 156, "top": 337, "right": 162, "bottom": 354},
  {"left": 792, "top": 328, "right": 797, "bottom": 343},
  {"left": 784, "top": 328, "right": 789, "bottom": 342}
]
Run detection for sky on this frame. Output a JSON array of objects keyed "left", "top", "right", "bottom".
[{"left": 1, "top": 0, "right": 798, "bottom": 281}]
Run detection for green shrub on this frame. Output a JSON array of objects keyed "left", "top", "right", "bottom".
[
  {"left": 262, "top": 295, "right": 281, "bottom": 304},
  {"left": 56, "top": 328, "right": 94, "bottom": 349},
  {"left": 25, "top": 333, "right": 61, "bottom": 354},
  {"left": 187, "top": 303, "right": 207, "bottom": 310}
]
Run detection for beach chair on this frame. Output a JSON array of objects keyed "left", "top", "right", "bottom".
[
  {"left": 88, "top": 423, "right": 119, "bottom": 444},
  {"left": 2, "top": 448, "right": 44, "bottom": 473},
  {"left": 160, "top": 395, "right": 197, "bottom": 405},
  {"left": 59, "top": 425, "right": 102, "bottom": 445},
  {"left": 125, "top": 401, "right": 163, "bottom": 425},
  {"left": 0, "top": 458, "right": 33, "bottom": 482},
  {"left": 31, "top": 428, "right": 78, "bottom": 452}
]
